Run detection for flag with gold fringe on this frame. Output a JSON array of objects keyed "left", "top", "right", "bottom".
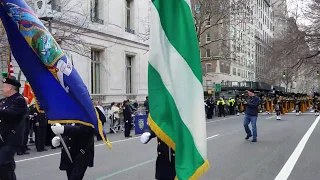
[
  {"left": 148, "top": 0, "right": 209, "bottom": 179},
  {"left": 0, "top": 0, "right": 111, "bottom": 149}
]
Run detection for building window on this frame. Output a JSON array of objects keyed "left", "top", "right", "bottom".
[
  {"left": 91, "top": 0, "right": 103, "bottom": 24},
  {"left": 51, "top": 0, "right": 61, "bottom": 12},
  {"left": 125, "top": 0, "right": 135, "bottom": 34},
  {"left": 126, "top": 55, "right": 133, "bottom": 94},
  {"left": 206, "top": 80, "right": 212, "bottom": 86},
  {"left": 205, "top": 16, "right": 211, "bottom": 26},
  {"left": 205, "top": 63, "right": 212, "bottom": 73},
  {"left": 206, "top": 33, "right": 211, "bottom": 42},
  {"left": 206, "top": 48, "right": 211, "bottom": 57},
  {"left": 233, "top": 67, "right": 236, "bottom": 75},
  {"left": 91, "top": 49, "right": 101, "bottom": 94}
]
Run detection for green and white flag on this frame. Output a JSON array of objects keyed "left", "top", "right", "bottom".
[{"left": 148, "top": 0, "right": 209, "bottom": 179}]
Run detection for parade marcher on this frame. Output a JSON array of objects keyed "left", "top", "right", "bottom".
[
  {"left": 0, "top": 77, "right": 27, "bottom": 180},
  {"left": 206, "top": 97, "right": 214, "bottom": 119},
  {"left": 30, "top": 104, "right": 48, "bottom": 152},
  {"left": 217, "top": 97, "right": 225, "bottom": 117},
  {"left": 17, "top": 97, "right": 31, "bottom": 155},
  {"left": 243, "top": 89, "right": 260, "bottom": 142},
  {"left": 235, "top": 95, "right": 241, "bottom": 116},
  {"left": 241, "top": 95, "right": 248, "bottom": 115},
  {"left": 274, "top": 93, "right": 282, "bottom": 120},
  {"left": 51, "top": 123, "right": 94, "bottom": 180},
  {"left": 123, "top": 100, "right": 133, "bottom": 137},
  {"left": 140, "top": 129, "right": 176, "bottom": 180},
  {"left": 314, "top": 93, "right": 319, "bottom": 116},
  {"left": 294, "top": 96, "right": 301, "bottom": 116}
]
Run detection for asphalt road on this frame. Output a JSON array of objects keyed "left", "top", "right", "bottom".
[{"left": 14, "top": 112, "right": 320, "bottom": 180}]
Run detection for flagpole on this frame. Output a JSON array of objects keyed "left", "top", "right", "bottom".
[{"left": 7, "top": 46, "right": 11, "bottom": 78}]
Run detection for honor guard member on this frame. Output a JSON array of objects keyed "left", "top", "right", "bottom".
[
  {"left": 51, "top": 123, "right": 94, "bottom": 180},
  {"left": 30, "top": 104, "right": 48, "bottom": 152},
  {"left": 140, "top": 129, "right": 176, "bottom": 180},
  {"left": 17, "top": 97, "right": 31, "bottom": 155},
  {"left": 0, "top": 77, "right": 27, "bottom": 180}
]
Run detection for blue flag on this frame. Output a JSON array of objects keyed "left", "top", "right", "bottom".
[{"left": 0, "top": 0, "right": 112, "bottom": 149}]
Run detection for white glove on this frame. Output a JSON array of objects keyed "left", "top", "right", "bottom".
[
  {"left": 51, "top": 136, "right": 61, "bottom": 147},
  {"left": 140, "top": 132, "right": 151, "bottom": 144},
  {"left": 51, "top": 123, "right": 64, "bottom": 135}
]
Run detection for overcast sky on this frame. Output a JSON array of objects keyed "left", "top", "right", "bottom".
[{"left": 286, "top": 0, "right": 311, "bottom": 25}]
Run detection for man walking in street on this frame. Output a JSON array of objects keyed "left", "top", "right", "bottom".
[
  {"left": 243, "top": 89, "right": 260, "bottom": 142},
  {"left": 0, "top": 77, "right": 27, "bottom": 179}
]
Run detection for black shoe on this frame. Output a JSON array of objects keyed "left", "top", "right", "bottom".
[
  {"left": 252, "top": 139, "right": 257, "bottom": 142},
  {"left": 23, "top": 151, "right": 30, "bottom": 155},
  {"left": 17, "top": 152, "right": 23, "bottom": 155},
  {"left": 29, "top": 140, "right": 35, "bottom": 143},
  {"left": 245, "top": 135, "right": 252, "bottom": 140}
]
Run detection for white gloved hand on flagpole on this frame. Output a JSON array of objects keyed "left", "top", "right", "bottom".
[
  {"left": 51, "top": 123, "right": 64, "bottom": 135},
  {"left": 51, "top": 136, "right": 61, "bottom": 147},
  {"left": 140, "top": 132, "right": 151, "bottom": 144}
]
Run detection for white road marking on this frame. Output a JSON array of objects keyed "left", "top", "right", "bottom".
[
  {"left": 274, "top": 115, "right": 320, "bottom": 180},
  {"left": 16, "top": 136, "right": 140, "bottom": 163},
  {"left": 16, "top": 114, "right": 270, "bottom": 163},
  {"left": 207, "top": 116, "right": 237, "bottom": 123},
  {"left": 266, "top": 116, "right": 276, "bottom": 119},
  {"left": 206, "top": 134, "right": 219, "bottom": 140}
]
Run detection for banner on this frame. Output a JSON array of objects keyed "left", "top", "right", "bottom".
[{"left": 0, "top": 0, "right": 111, "bottom": 148}]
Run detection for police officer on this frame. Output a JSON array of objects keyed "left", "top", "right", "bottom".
[
  {"left": 140, "top": 129, "right": 175, "bottom": 180},
  {"left": 123, "top": 100, "right": 133, "bottom": 137},
  {"left": 0, "top": 77, "right": 27, "bottom": 180},
  {"left": 51, "top": 123, "right": 94, "bottom": 180},
  {"left": 216, "top": 97, "right": 226, "bottom": 117}
]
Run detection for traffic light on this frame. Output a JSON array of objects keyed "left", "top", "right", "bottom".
[
  {"left": 282, "top": 71, "right": 286, "bottom": 78},
  {"left": 317, "top": 71, "right": 319, "bottom": 76}
]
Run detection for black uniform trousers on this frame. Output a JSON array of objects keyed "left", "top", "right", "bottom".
[
  {"left": 124, "top": 119, "right": 132, "bottom": 137},
  {"left": 0, "top": 146, "right": 19, "bottom": 180},
  {"left": 66, "top": 166, "right": 88, "bottom": 180},
  {"left": 35, "top": 127, "right": 47, "bottom": 151},
  {"left": 218, "top": 105, "right": 225, "bottom": 117}
]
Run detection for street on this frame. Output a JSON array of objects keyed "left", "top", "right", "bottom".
[{"left": 15, "top": 113, "right": 320, "bottom": 180}]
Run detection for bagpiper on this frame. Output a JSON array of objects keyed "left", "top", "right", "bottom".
[
  {"left": 274, "top": 92, "right": 282, "bottom": 120},
  {"left": 313, "top": 93, "right": 320, "bottom": 116},
  {"left": 294, "top": 95, "right": 301, "bottom": 116}
]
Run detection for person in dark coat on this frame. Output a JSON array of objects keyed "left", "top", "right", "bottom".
[
  {"left": 144, "top": 96, "right": 149, "bottom": 114},
  {"left": 206, "top": 98, "right": 214, "bottom": 119},
  {"left": 0, "top": 77, "right": 27, "bottom": 180},
  {"left": 140, "top": 128, "right": 176, "bottom": 180},
  {"left": 51, "top": 123, "right": 94, "bottom": 180},
  {"left": 17, "top": 97, "right": 31, "bottom": 155},
  {"left": 30, "top": 105, "right": 48, "bottom": 152},
  {"left": 123, "top": 100, "right": 133, "bottom": 137}
]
